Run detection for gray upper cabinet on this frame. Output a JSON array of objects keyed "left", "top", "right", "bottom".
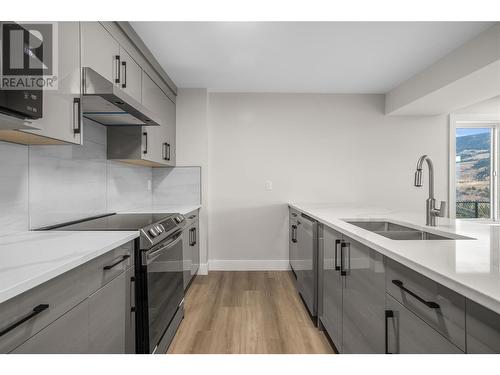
[
  {"left": 320, "top": 225, "right": 343, "bottom": 353},
  {"left": 386, "top": 294, "right": 463, "bottom": 354},
  {"left": 142, "top": 72, "right": 176, "bottom": 166},
  {"left": 81, "top": 22, "right": 120, "bottom": 84},
  {"left": 466, "top": 299, "right": 500, "bottom": 353},
  {"left": 0, "top": 22, "right": 82, "bottom": 145},
  {"left": 341, "top": 236, "right": 385, "bottom": 353},
  {"left": 119, "top": 46, "right": 142, "bottom": 103}
]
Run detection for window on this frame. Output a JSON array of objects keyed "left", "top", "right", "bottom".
[{"left": 450, "top": 116, "right": 500, "bottom": 220}]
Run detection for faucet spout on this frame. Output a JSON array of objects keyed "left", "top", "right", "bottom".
[
  {"left": 415, "top": 155, "right": 434, "bottom": 199},
  {"left": 414, "top": 155, "right": 444, "bottom": 226}
]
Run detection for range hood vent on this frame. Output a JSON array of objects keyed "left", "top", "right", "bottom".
[{"left": 82, "top": 67, "right": 160, "bottom": 126}]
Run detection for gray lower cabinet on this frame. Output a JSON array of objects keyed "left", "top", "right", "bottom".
[
  {"left": 191, "top": 219, "right": 200, "bottom": 277},
  {"left": 319, "top": 225, "right": 343, "bottom": 352},
  {"left": 289, "top": 208, "right": 299, "bottom": 275},
  {"left": 466, "top": 299, "right": 500, "bottom": 353},
  {"left": 11, "top": 300, "right": 90, "bottom": 354},
  {"left": 341, "top": 235, "right": 385, "bottom": 354},
  {"left": 386, "top": 294, "right": 463, "bottom": 354},
  {"left": 2, "top": 241, "right": 135, "bottom": 354},
  {"left": 183, "top": 217, "right": 200, "bottom": 291},
  {"left": 88, "top": 270, "right": 133, "bottom": 354}
]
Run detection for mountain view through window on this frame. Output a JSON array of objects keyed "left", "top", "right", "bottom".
[{"left": 455, "top": 128, "right": 492, "bottom": 219}]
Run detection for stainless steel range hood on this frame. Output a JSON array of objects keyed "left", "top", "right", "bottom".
[{"left": 82, "top": 67, "right": 160, "bottom": 126}]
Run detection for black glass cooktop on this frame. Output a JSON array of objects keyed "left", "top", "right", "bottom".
[{"left": 46, "top": 213, "right": 175, "bottom": 231}]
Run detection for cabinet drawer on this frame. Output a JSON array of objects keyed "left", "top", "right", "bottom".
[
  {"left": 90, "top": 240, "right": 134, "bottom": 290},
  {"left": 0, "top": 261, "right": 97, "bottom": 353},
  {"left": 386, "top": 294, "right": 463, "bottom": 354},
  {"left": 385, "top": 258, "right": 466, "bottom": 351}
]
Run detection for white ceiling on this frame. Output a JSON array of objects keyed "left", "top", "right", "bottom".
[{"left": 131, "top": 22, "right": 495, "bottom": 93}]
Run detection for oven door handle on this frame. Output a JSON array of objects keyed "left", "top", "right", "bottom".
[{"left": 143, "top": 233, "right": 182, "bottom": 266}]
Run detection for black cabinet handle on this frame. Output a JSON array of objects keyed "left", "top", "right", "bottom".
[
  {"left": 385, "top": 310, "right": 394, "bottom": 354},
  {"left": 162, "top": 142, "right": 168, "bottom": 160},
  {"left": 103, "top": 255, "right": 130, "bottom": 270},
  {"left": 193, "top": 227, "right": 197, "bottom": 245},
  {"left": 73, "top": 97, "right": 81, "bottom": 134},
  {"left": 166, "top": 143, "right": 171, "bottom": 161},
  {"left": 121, "top": 61, "right": 127, "bottom": 88},
  {"left": 115, "top": 55, "right": 121, "bottom": 84},
  {"left": 143, "top": 132, "right": 148, "bottom": 154},
  {"left": 334, "top": 239, "right": 341, "bottom": 271},
  {"left": 188, "top": 215, "right": 196, "bottom": 219},
  {"left": 391, "top": 280, "right": 440, "bottom": 309},
  {"left": 291, "top": 225, "right": 297, "bottom": 243},
  {"left": 0, "top": 304, "right": 49, "bottom": 337},
  {"left": 340, "top": 242, "right": 349, "bottom": 276}
]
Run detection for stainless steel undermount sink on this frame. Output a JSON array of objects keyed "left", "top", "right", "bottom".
[{"left": 344, "top": 220, "right": 472, "bottom": 241}]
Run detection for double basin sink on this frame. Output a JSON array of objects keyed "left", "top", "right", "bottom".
[{"left": 344, "top": 220, "right": 473, "bottom": 241}]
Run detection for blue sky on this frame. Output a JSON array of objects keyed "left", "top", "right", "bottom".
[{"left": 456, "top": 128, "right": 491, "bottom": 137}]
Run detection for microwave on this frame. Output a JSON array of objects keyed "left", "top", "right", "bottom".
[
  {"left": 0, "top": 89, "right": 42, "bottom": 119},
  {"left": 0, "top": 22, "right": 43, "bottom": 120}
]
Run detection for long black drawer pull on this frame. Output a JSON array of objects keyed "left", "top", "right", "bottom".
[
  {"left": 385, "top": 310, "right": 394, "bottom": 354},
  {"left": 103, "top": 255, "right": 130, "bottom": 270},
  {"left": 0, "top": 304, "right": 49, "bottom": 337},
  {"left": 334, "top": 239, "right": 341, "bottom": 271},
  {"left": 340, "top": 242, "right": 349, "bottom": 276},
  {"left": 392, "top": 280, "right": 440, "bottom": 309}
]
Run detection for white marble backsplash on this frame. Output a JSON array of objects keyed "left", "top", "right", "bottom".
[
  {"left": 107, "top": 161, "right": 152, "bottom": 212},
  {"left": 153, "top": 166, "right": 201, "bottom": 206},
  {"left": 0, "top": 141, "right": 29, "bottom": 232},
  {"left": 0, "top": 121, "right": 155, "bottom": 230}
]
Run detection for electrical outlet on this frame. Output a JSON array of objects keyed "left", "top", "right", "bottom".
[
  {"left": 265, "top": 180, "right": 273, "bottom": 191},
  {"left": 147, "top": 179, "right": 152, "bottom": 191}
]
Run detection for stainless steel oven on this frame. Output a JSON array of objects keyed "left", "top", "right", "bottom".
[{"left": 139, "top": 230, "right": 184, "bottom": 354}]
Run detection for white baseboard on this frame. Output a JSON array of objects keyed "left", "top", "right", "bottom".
[
  {"left": 208, "top": 259, "right": 290, "bottom": 271},
  {"left": 198, "top": 263, "right": 209, "bottom": 275}
]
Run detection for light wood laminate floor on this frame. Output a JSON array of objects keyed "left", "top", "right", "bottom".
[{"left": 167, "top": 271, "right": 334, "bottom": 354}]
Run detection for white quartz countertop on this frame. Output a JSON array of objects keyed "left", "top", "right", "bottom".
[
  {"left": 0, "top": 231, "right": 138, "bottom": 304},
  {"left": 289, "top": 202, "right": 500, "bottom": 314},
  {"left": 119, "top": 204, "right": 201, "bottom": 215}
]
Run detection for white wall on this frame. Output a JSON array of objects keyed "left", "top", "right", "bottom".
[
  {"left": 206, "top": 93, "right": 449, "bottom": 270},
  {"left": 175, "top": 89, "right": 209, "bottom": 274}
]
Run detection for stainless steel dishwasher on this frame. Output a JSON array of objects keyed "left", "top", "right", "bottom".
[{"left": 295, "top": 213, "right": 319, "bottom": 321}]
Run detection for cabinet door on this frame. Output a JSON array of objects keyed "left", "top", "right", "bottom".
[
  {"left": 466, "top": 299, "right": 500, "bottom": 353},
  {"left": 320, "top": 226, "right": 343, "bottom": 352},
  {"left": 125, "top": 267, "right": 136, "bottom": 354},
  {"left": 342, "top": 237, "right": 385, "bottom": 353},
  {"left": 24, "top": 22, "right": 81, "bottom": 144},
  {"left": 163, "top": 95, "right": 176, "bottom": 166},
  {"left": 81, "top": 22, "right": 120, "bottom": 84},
  {"left": 386, "top": 294, "right": 463, "bottom": 354},
  {"left": 289, "top": 211, "right": 299, "bottom": 274},
  {"left": 191, "top": 220, "right": 200, "bottom": 277},
  {"left": 88, "top": 272, "right": 128, "bottom": 354},
  {"left": 11, "top": 300, "right": 89, "bottom": 354},
  {"left": 182, "top": 225, "right": 193, "bottom": 290},
  {"left": 141, "top": 73, "right": 165, "bottom": 164},
  {"left": 296, "top": 216, "right": 316, "bottom": 316},
  {"left": 119, "top": 46, "right": 142, "bottom": 103}
]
